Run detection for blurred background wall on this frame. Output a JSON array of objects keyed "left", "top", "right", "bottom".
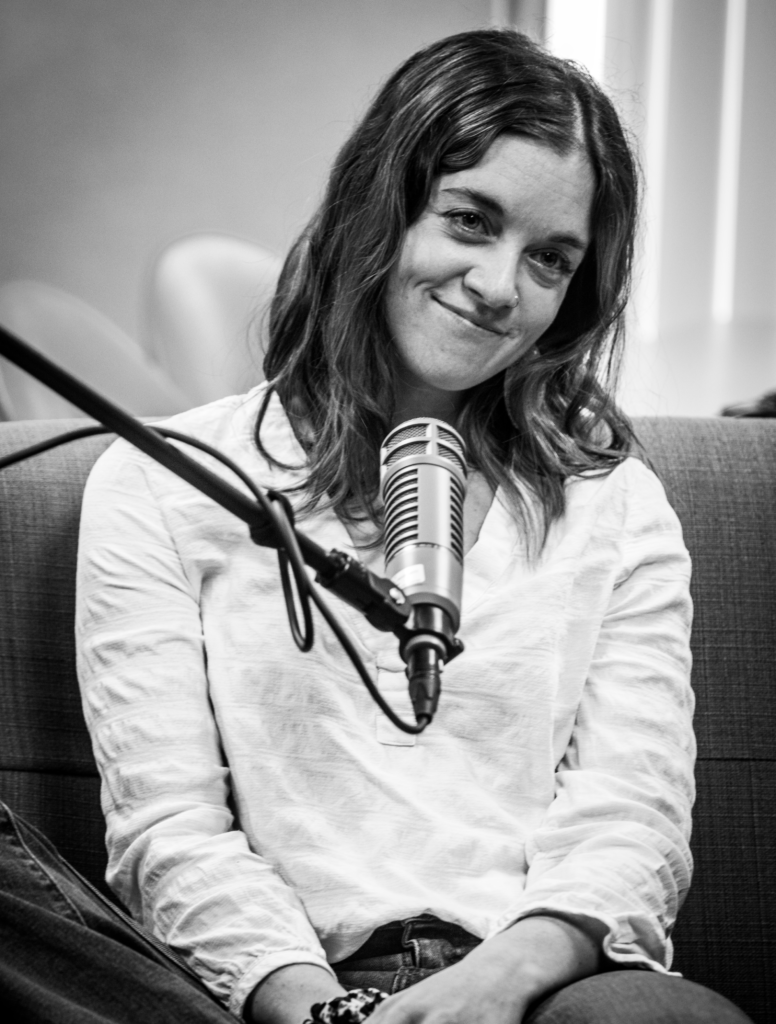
[
  {"left": 0, "top": 0, "right": 490, "bottom": 342},
  {"left": 1, "top": 0, "right": 775, "bottom": 416}
]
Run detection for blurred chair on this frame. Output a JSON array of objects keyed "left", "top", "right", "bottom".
[
  {"left": 144, "top": 234, "right": 281, "bottom": 406},
  {"left": 0, "top": 280, "right": 190, "bottom": 420},
  {"left": 720, "top": 389, "right": 776, "bottom": 417}
]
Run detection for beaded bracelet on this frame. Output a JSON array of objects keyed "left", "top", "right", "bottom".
[{"left": 304, "top": 988, "right": 390, "bottom": 1024}]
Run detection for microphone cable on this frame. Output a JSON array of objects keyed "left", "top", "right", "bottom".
[{"left": 0, "top": 419, "right": 430, "bottom": 734}]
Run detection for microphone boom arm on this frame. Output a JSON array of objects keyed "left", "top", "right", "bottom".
[{"left": 0, "top": 324, "right": 410, "bottom": 636}]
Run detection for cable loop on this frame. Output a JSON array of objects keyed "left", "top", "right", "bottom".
[{"left": 267, "top": 489, "right": 315, "bottom": 652}]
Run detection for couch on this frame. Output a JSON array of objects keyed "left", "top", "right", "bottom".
[{"left": 0, "top": 416, "right": 774, "bottom": 1022}]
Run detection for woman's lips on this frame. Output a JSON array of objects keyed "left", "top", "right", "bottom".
[{"left": 432, "top": 295, "right": 511, "bottom": 337}]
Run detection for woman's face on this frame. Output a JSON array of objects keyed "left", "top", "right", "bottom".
[{"left": 385, "top": 133, "right": 595, "bottom": 419}]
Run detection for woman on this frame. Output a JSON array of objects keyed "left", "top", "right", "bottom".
[{"left": 0, "top": 27, "right": 752, "bottom": 1024}]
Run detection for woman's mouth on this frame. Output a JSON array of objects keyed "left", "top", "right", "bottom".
[{"left": 432, "top": 295, "right": 511, "bottom": 337}]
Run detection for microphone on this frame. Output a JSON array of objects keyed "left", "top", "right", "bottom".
[{"left": 380, "top": 418, "right": 467, "bottom": 725}]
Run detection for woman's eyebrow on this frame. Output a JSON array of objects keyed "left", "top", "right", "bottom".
[
  {"left": 439, "top": 186, "right": 503, "bottom": 217},
  {"left": 544, "top": 232, "right": 588, "bottom": 253}
]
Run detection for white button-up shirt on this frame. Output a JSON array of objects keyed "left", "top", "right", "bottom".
[{"left": 76, "top": 386, "right": 695, "bottom": 1017}]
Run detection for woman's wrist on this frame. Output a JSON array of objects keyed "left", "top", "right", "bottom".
[
  {"left": 489, "top": 914, "right": 602, "bottom": 1004},
  {"left": 245, "top": 963, "right": 346, "bottom": 1024}
]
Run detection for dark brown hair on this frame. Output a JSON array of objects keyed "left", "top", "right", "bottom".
[{"left": 257, "top": 28, "right": 638, "bottom": 548}]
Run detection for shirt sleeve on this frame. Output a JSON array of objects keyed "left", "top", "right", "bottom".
[
  {"left": 75, "top": 440, "right": 336, "bottom": 1016},
  {"left": 490, "top": 461, "right": 695, "bottom": 972}
]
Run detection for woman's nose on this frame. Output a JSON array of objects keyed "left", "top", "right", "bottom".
[{"left": 463, "top": 244, "right": 520, "bottom": 309}]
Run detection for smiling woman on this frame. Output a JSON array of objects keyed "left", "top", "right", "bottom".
[{"left": 0, "top": 24, "right": 754, "bottom": 1024}]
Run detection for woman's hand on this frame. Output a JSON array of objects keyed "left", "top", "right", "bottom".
[{"left": 368, "top": 916, "right": 600, "bottom": 1024}]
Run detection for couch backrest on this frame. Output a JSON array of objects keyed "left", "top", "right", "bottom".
[
  {"left": 0, "top": 417, "right": 774, "bottom": 1022},
  {"left": 634, "top": 418, "right": 775, "bottom": 1023},
  {"left": 0, "top": 421, "right": 113, "bottom": 889}
]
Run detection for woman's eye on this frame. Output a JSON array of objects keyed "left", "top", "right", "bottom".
[
  {"left": 445, "top": 210, "right": 488, "bottom": 236},
  {"left": 531, "top": 250, "right": 573, "bottom": 277}
]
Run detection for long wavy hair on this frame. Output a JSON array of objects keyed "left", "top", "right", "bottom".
[{"left": 256, "top": 28, "right": 639, "bottom": 549}]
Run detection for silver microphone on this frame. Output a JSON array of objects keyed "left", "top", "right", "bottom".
[{"left": 379, "top": 418, "right": 467, "bottom": 724}]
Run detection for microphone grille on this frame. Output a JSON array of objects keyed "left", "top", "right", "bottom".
[
  {"left": 380, "top": 418, "right": 467, "bottom": 476},
  {"left": 384, "top": 439, "right": 429, "bottom": 466}
]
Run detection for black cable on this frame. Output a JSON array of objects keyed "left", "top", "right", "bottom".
[
  {"left": 0, "top": 423, "right": 426, "bottom": 733},
  {"left": 155, "top": 429, "right": 315, "bottom": 654},
  {"left": 0, "top": 323, "right": 328, "bottom": 564},
  {"left": 0, "top": 420, "right": 311, "bottom": 646},
  {"left": 266, "top": 489, "right": 315, "bottom": 653},
  {"left": 0, "top": 425, "right": 110, "bottom": 470},
  {"left": 158, "top": 434, "right": 424, "bottom": 728},
  {"left": 307, "top": 585, "right": 428, "bottom": 733}
]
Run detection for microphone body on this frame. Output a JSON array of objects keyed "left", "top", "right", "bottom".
[{"left": 380, "top": 418, "right": 467, "bottom": 724}]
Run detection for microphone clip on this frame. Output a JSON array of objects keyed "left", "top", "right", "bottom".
[{"left": 315, "top": 550, "right": 411, "bottom": 633}]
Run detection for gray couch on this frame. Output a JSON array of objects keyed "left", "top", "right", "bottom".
[{"left": 0, "top": 417, "right": 774, "bottom": 1022}]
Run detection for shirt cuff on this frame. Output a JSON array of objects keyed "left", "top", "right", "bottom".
[{"left": 486, "top": 902, "right": 682, "bottom": 977}]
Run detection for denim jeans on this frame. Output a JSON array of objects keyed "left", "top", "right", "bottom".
[
  {"left": 0, "top": 801, "right": 232, "bottom": 1023},
  {"left": 0, "top": 802, "right": 753, "bottom": 1023}
]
